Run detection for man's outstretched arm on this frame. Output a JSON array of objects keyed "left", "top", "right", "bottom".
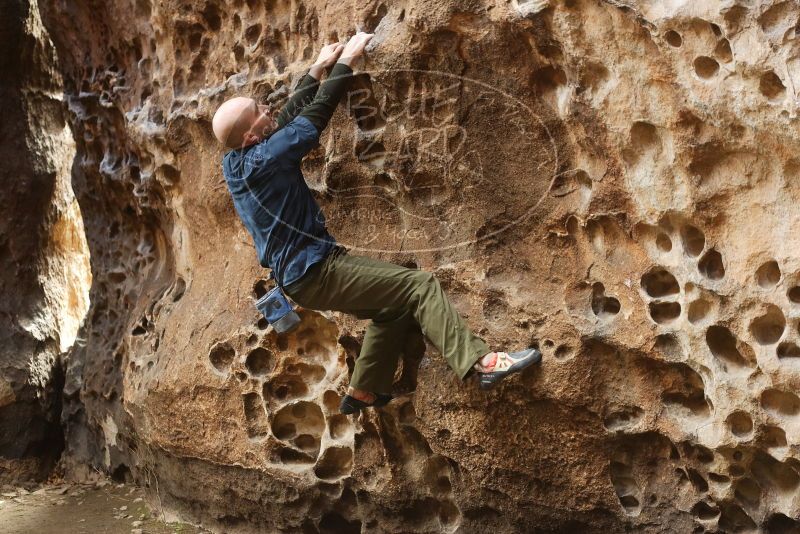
[
  {"left": 299, "top": 32, "right": 374, "bottom": 134},
  {"left": 274, "top": 73, "right": 320, "bottom": 129},
  {"left": 261, "top": 33, "right": 374, "bottom": 165},
  {"left": 275, "top": 43, "right": 345, "bottom": 129}
]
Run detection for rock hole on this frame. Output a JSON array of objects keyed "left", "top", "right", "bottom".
[
  {"left": 209, "top": 342, "right": 235, "bottom": 373},
  {"left": 729, "top": 464, "right": 745, "bottom": 477},
  {"left": 188, "top": 30, "right": 203, "bottom": 52},
  {"left": 201, "top": 3, "right": 222, "bottom": 31},
  {"left": 718, "top": 502, "right": 757, "bottom": 532},
  {"left": 751, "top": 451, "right": 800, "bottom": 492},
  {"left": 279, "top": 448, "right": 315, "bottom": 464},
  {"left": 554, "top": 344, "right": 575, "bottom": 360},
  {"left": 373, "top": 172, "right": 393, "bottom": 190},
  {"left": 775, "top": 342, "right": 800, "bottom": 363},
  {"left": 641, "top": 267, "right": 680, "bottom": 297},
  {"left": 706, "top": 325, "right": 751, "bottom": 371},
  {"left": 253, "top": 279, "right": 270, "bottom": 299},
  {"left": 656, "top": 232, "right": 672, "bottom": 252},
  {"left": 264, "top": 377, "right": 309, "bottom": 401},
  {"left": 276, "top": 334, "right": 289, "bottom": 350},
  {"left": 765, "top": 513, "right": 800, "bottom": 534},
  {"left": 694, "top": 56, "right": 720, "bottom": 79},
  {"left": 733, "top": 477, "right": 761, "bottom": 508},
  {"left": 242, "top": 392, "right": 269, "bottom": 438},
  {"left": 685, "top": 443, "right": 714, "bottom": 464},
  {"left": 624, "top": 122, "right": 660, "bottom": 165},
  {"left": 296, "top": 362, "right": 326, "bottom": 383},
  {"left": 319, "top": 511, "right": 361, "bottom": 534},
  {"left": 131, "top": 317, "right": 147, "bottom": 336},
  {"left": 172, "top": 276, "right": 186, "bottom": 301},
  {"left": 347, "top": 73, "right": 386, "bottom": 131},
  {"left": 675, "top": 468, "right": 689, "bottom": 488},
  {"left": 245, "top": 347, "right": 274, "bottom": 376},
  {"left": 661, "top": 363, "right": 711, "bottom": 420},
  {"left": 726, "top": 411, "right": 753, "bottom": 437},
  {"left": 664, "top": 30, "right": 682, "bottom": 47},
  {"left": 687, "top": 468, "right": 709, "bottom": 493},
  {"left": 760, "top": 71, "right": 786, "bottom": 100},
  {"left": 698, "top": 248, "right": 725, "bottom": 280},
  {"left": 749, "top": 304, "right": 786, "bottom": 345},
  {"left": 787, "top": 286, "right": 800, "bottom": 303},
  {"left": 715, "top": 38, "right": 733, "bottom": 62},
  {"left": 439, "top": 500, "right": 461, "bottom": 526},
  {"left": 760, "top": 388, "right": 800, "bottom": 417},
  {"left": 314, "top": 446, "right": 353, "bottom": 480},
  {"left": 649, "top": 301, "right": 681, "bottom": 324},
  {"left": 603, "top": 407, "right": 644, "bottom": 431},
  {"left": 691, "top": 501, "right": 720, "bottom": 520},
  {"left": 609, "top": 461, "right": 641, "bottom": 516},
  {"left": 708, "top": 472, "right": 730, "bottom": 485},
  {"left": 688, "top": 298, "right": 712, "bottom": 324},
  {"left": 575, "top": 170, "right": 592, "bottom": 191},
  {"left": 355, "top": 137, "right": 385, "bottom": 167},
  {"left": 756, "top": 260, "right": 781, "bottom": 288},
  {"left": 295, "top": 433, "right": 319, "bottom": 452},
  {"left": 532, "top": 65, "right": 568, "bottom": 100},
  {"left": 591, "top": 282, "right": 620, "bottom": 318},
  {"left": 763, "top": 425, "right": 787, "bottom": 450},
  {"left": 328, "top": 414, "right": 349, "bottom": 439},
  {"left": 655, "top": 334, "right": 683, "bottom": 360},
  {"left": 245, "top": 24, "right": 262, "bottom": 46},
  {"left": 680, "top": 224, "right": 705, "bottom": 257},
  {"left": 273, "top": 421, "right": 296, "bottom": 440},
  {"left": 323, "top": 390, "right": 340, "bottom": 413},
  {"left": 272, "top": 401, "right": 325, "bottom": 458},
  {"left": 363, "top": 3, "right": 388, "bottom": 32}
]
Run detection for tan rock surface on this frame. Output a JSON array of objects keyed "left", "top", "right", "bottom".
[
  {"left": 6, "top": 0, "right": 800, "bottom": 531},
  {"left": 0, "top": 0, "right": 90, "bottom": 485}
]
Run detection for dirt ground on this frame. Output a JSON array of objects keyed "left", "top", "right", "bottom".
[{"left": 0, "top": 479, "right": 209, "bottom": 534}]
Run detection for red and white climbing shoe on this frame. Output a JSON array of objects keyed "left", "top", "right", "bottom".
[{"left": 474, "top": 348, "right": 542, "bottom": 390}]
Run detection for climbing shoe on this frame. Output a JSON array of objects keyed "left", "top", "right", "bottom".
[
  {"left": 475, "top": 348, "right": 542, "bottom": 390},
  {"left": 339, "top": 393, "right": 394, "bottom": 415}
]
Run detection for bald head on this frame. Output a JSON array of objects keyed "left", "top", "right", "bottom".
[{"left": 212, "top": 97, "right": 257, "bottom": 149}]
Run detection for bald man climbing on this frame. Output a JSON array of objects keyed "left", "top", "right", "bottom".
[{"left": 213, "top": 32, "right": 542, "bottom": 415}]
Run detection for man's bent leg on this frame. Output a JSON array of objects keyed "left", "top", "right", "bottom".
[
  {"left": 284, "top": 250, "right": 491, "bottom": 387},
  {"left": 349, "top": 308, "right": 415, "bottom": 394}
]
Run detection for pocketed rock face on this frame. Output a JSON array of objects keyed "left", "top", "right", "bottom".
[
  {"left": 22, "top": 0, "right": 800, "bottom": 531},
  {"left": 0, "top": 0, "right": 90, "bottom": 484}
]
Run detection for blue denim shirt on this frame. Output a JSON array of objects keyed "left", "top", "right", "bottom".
[{"left": 222, "top": 115, "right": 336, "bottom": 287}]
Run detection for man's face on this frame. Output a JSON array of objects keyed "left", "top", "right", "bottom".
[{"left": 247, "top": 98, "right": 277, "bottom": 141}]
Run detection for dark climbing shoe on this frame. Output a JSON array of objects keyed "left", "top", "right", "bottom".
[
  {"left": 476, "top": 348, "right": 542, "bottom": 390},
  {"left": 339, "top": 393, "right": 394, "bottom": 415}
]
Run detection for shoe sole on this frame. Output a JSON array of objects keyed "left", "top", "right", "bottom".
[
  {"left": 478, "top": 348, "right": 542, "bottom": 390},
  {"left": 339, "top": 393, "right": 393, "bottom": 415}
]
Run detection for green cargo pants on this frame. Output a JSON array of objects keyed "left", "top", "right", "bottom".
[{"left": 283, "top": 245, "right": 491, "bottom": 394}]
